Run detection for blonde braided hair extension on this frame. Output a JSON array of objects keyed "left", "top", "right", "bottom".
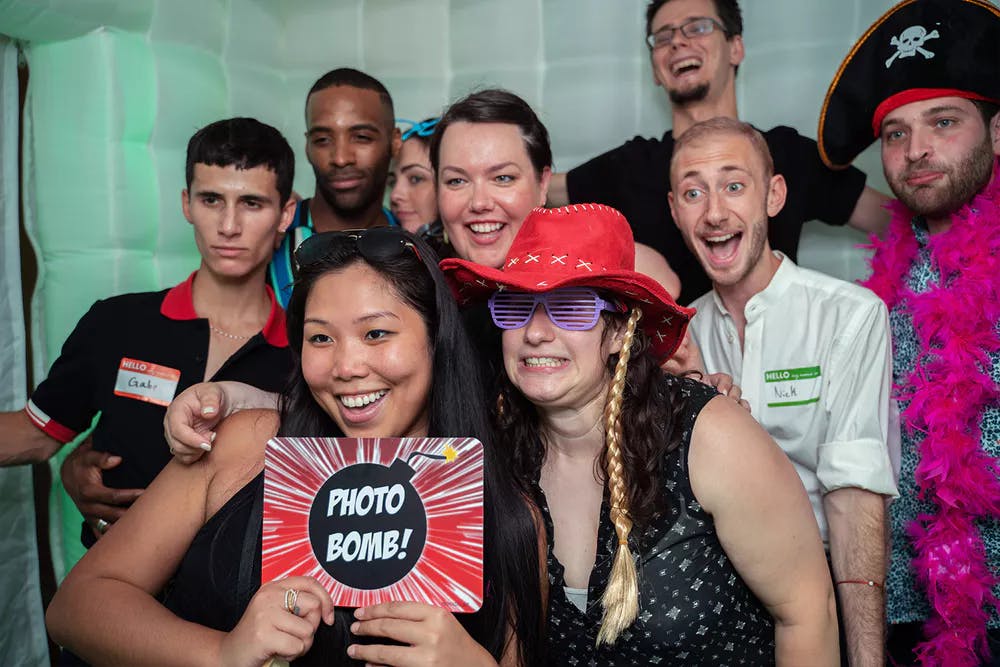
[{"left": 595, "top": 305, "right": 643, "bottom": 646}]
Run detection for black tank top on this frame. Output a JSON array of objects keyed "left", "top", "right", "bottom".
[{"left": 538, "top": 376, "right": 776, "bottom": 666}]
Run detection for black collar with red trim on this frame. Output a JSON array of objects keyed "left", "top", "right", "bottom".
[{"left": 160, "top": 271, "right": 288, "bottom": 347}]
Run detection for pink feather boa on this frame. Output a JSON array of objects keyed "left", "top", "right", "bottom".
[{"left": 862, "top": 162, "right": 1000, "bottom": 666}]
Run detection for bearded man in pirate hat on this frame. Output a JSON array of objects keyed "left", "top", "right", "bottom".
[{"left": 820, "top": 1, "right": 1000, "bottom": 664}]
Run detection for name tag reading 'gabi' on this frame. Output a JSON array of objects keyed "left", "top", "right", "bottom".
[
  {"left": 262, "top": 437, "right": 484, "bottom": 611},
  {"left": 764, "top": 365, "right": 822, "bottom": 408},
  {"left": 113, "top": 357, "right": 180, "bottom": 407}
]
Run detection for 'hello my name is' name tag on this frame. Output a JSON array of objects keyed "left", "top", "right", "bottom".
[
  {"left": 764, "top": 365, "right": 821, "bottom": 408},
  {"left": 113, "top": 357, "right": 180, "bottom": 407}
]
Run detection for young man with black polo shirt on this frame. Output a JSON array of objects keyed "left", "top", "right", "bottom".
[
  {"left": 547, "top": 0, "right": 892, "bottom": 305},
  {"left": 0, "top": 118, "right": 296, "bottom": 550}
]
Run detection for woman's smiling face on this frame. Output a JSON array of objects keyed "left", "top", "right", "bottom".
[
  {"left": 301, "top": 262, "right": 433, "bottom": 439},
  {"left": 437, "top": 122, "right": 551, "bottom": 269}
]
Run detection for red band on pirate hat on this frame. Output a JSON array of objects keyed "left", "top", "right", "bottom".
[{"left": 439, "top": 204, "right": 694, "bottom": 362}]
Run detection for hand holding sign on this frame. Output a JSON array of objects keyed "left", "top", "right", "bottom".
[
  {"left": 219, "top": 576, "right": 333, "bottom": 667},
  {"left": 346, "top": 601, "right": 496, "bottom": 667}
]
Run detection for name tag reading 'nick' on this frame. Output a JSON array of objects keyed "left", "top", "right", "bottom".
[
  {"left": 764, "top": 365, "right": 822, "bottom": 408},
  {"left": 262, "top": 437, "right": 484, "bottom": 612}
]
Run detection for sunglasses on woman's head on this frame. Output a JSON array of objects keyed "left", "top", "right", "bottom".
[
  {"left": 294, "top": 227, "right": 420, "bottom": 270},
  {"left": 397, "top": 118, "right": 439, "bottom": 142},
  {"left": 489, "top": 287, "right": 624, "bottom": 331}
]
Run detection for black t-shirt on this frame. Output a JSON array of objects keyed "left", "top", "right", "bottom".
[
  {"left": 27, "top": 273, "right": 293, "bottom": 547},
  {"left": 566, "top": 126, "right": 867, "bottom": 305}
]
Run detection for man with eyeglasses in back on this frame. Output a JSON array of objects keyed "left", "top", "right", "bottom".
[{"left": 547, "top": 0, "right": 893, "bottom": 306}]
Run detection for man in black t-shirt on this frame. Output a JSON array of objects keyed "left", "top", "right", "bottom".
[
  {"left": 547, "top": 0, "right": 891, "bottom": 305},
  {"left": 0, "top": 119, "right": 296, "bottom": 548}
]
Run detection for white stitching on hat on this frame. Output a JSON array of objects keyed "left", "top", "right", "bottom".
[
  {"left": 655, "top": 330, "right": 666, "bottom": 342},
  {"left": 507, "top": 257, "right": 519, "bottom": 267},
  {"left": 525, "top": 253, "right": 540, "bottom": 263},
  {"left": 537, "top": 281, "right": 548, "bottom": 287},
  {"left": 551, "top": 254, "right": 567, "bottom": 265},
  {"left": 576, "top": 259, "right": 593, "bottom": 272},
  {"left": 476, "top": 279, "right": 488, "bottom": 287},
  {"left": 662, "top": 315, "right": 673, "bottom": 325}
]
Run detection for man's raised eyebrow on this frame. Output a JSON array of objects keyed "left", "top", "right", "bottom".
[{"left": 677, "top": 164, "right": 749, "bottom": 180}]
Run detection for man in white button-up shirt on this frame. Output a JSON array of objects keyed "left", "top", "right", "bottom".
[{"left": 667, "top": 116, "right": 898, "bottom": 666}]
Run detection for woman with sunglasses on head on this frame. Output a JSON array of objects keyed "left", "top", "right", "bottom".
[
  {"left": 388, "top": 118, "right": 444, "bottom": 249},
  {"left": 46, "top": 228, "right": 543, "bottom": 667},
  {"left": 441, "top": 205, "right": 838, "bottom": 665}
]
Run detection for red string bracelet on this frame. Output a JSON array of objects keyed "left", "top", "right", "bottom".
[{"left": 836, "top": 579, "right": 882, "bottom": 588}]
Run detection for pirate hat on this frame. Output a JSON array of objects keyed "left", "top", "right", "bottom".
[
  {"left": 439, "top": 204, "right": 694, "bottom": 361},
  {"left": 819, "top": 0, "right": 1000, "bottom": 168}
]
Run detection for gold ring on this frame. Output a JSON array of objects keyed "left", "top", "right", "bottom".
[{"left": 284, "top": 588, "right": 300, "bottom": 616}]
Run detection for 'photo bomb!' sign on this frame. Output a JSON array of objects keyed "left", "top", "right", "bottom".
[{"left": 262, "top": 437, "right": 484, "bottom": 612}]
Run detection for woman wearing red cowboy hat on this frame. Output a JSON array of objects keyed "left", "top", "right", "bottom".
[{"left": 442, "top": 204, "right": 838, "bottom": 665}]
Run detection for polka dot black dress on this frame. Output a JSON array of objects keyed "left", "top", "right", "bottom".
[{"left": 536, "top": 377, "right": 776, "bottom": 666}]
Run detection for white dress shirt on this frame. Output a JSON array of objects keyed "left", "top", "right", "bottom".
[{"left": 689, "top": 253, "right": 898, "bottom": 541}]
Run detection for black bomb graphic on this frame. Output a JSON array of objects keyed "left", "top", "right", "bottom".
[{"left": 307, "top": 450, "right": 451, "bottom": 589}]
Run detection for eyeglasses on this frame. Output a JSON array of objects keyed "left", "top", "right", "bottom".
[
  {"left": 397, "top": 118, "right": 440, "bottom": 142},
  {"left": 294, "top": 227, "right": 420, "bottom": 270},
  {"left": 489, "top": 287, "right": 623, "bottom": 331},
  {"left": 646, "top": 17, "right": 726, "bottom": 49}
]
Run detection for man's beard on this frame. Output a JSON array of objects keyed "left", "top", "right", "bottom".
[
  {"left": 314, "top": 159, "right": 391, "bottom": 220},
  {"left": 669, "top": 82, "right": 710, "bottom": 106},
  {"left": 889, "top": 137, "right": 995, "bottom": 220}
]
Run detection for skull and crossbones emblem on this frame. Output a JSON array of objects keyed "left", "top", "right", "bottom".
[{"left": 885, "top": 25, "right": 940, "bottom": 68}]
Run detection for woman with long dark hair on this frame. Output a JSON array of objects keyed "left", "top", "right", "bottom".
[
  {"left": 47, "top": 228, "right": 542, "bottom": 666},
  {"left": 441, "top": 204, "right": 838, "bottom": 665}
]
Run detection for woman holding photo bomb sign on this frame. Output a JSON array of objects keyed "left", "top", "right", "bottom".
[{"left": 46, "top": 228, "right": 543, "bottom": 666}]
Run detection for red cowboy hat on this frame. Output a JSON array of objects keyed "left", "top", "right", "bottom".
[{"left": 439, "top": 204, "right": 694, "bottom": 361}]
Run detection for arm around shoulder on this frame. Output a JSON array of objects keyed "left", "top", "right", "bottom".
[{"left": 688, "top": 396, "right": 839, "bottom": 666}]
